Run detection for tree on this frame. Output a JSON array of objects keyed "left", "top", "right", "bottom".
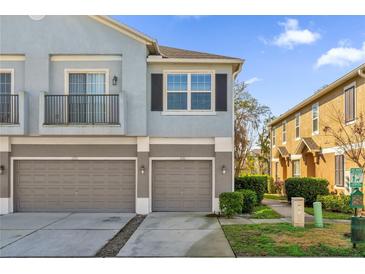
[
  {"left": 256, "top": 114, "right": 275, "bottom": 174},
  {"left": 234, "top": 82, "right": 271, "bottom": 176},
  {"left": 323, "top": 109, "right": 365, "bottom": 170}
]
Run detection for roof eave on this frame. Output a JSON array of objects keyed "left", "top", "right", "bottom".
[{"left": 269, "top": 63, "right": 365, "bottom": 127}]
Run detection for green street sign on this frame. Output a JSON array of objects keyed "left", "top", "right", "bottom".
[
  {"left": 350, "top": 168, "right": 364, "bottom": 184},
  {"left": 350, "top": 182, "right": 363, "bottom": 188},
  {"left": 350, "top": 189, "right": 364, "bottom": 209}
]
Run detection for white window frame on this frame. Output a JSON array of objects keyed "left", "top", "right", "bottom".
[
  {"left": 282, "top": 120, "right": 287, "bottom": 144},
  {"left": 272, "top": 127, "right": 276, "bottom": 147},
  {"left": 295, "top": 112, "right": 300, "bottom": 140},
  {"left": 162, "top": 70, "right": 216, "bottom": 115},
  {"left": 0, "top": 68, "right": 15, "bottom": 94},
  {"left": 312, "top": 102, "right": 319, "bottom": 135},
  {"left": 64, "top": 69, "right": 110, "bottom": 95},
  {"left": 292, "top": 160, "right": 301, "bottom": 177},
  {"left": 343, "top": 81, "right": 356, "bottom": 125}
]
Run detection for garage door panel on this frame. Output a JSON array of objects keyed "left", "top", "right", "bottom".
[
  {"left": 14, "top": 160, "right": 135, "bottom": 212},
  {"left": 152, "top": 160, "right": 212, "bottom": 212}
]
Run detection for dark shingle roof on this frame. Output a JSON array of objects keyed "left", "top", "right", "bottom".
[
  {"left": 159, "top": 45, "right": 242, "bottom": 60},
  {"left": 277, "top": 146, "right": 290, "bottom": 158}
]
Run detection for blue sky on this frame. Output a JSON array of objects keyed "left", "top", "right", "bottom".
[{"left": 112, "top": 16, "right": 365, "bottom": 116}]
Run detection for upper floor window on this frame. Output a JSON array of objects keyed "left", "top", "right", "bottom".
[
  {"left": 282, "top": 121, "right": 287, "bottom": 143},
  {"left": 312, "top": 103, "right": 319, "bottom": 135},
  {"left": 295, "top": 113, "right": 300, "bottom": 140},
  {"left": 0, "top": 70, "right": 13, "bottom": 95},
  {"left": 68, "top": 72, "right": 106, "bottom": 94},
  {"left": 272, "top": 128, "right": 276, "bottom": 147},
  {"left": 344, "top": 84, "right": 356, "bottom": 124},
  {"left": 166, "top": 72, "right": 213, "bottom": 111}
]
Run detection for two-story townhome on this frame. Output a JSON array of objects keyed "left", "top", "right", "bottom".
[
  {"left": 269, "top": 63, "right": 365, "bottom": 194},
  {"left": 0, "top": 15, "right": 243, "bottom": 215}
]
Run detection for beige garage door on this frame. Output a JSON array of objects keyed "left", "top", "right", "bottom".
[
  {"left": 14, "top": 160, "right": 135, "bottom": 212},
  {"left": 152, "top": 160, "right": 212, "bottom": 212}
]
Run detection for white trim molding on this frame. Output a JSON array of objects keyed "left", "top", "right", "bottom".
[
  {"left": 147, "top": 57, "right": 243, "bottom": 64},
  {"left": 149, "top": 137, "right": 214, "bottom": 145},
  {"left": 0, "top": 55, "right": 25, "bottom": 61},
  {"left": 148, "top": 157, "right": 215, "bottom": 213},
  {"left": 8, "top": 157, "right": 138, "bottom": 214},
  {"left": 10, "top": 137, "right": 137, "bottom": 145},
  {"left": 290, "top": 154, "right": 302, "bottom": 160},
  {"left": 51, "top": 55, "right": 122, "bottom": 62},
  {"left": 215, "top": 137, "right": 233, "bottom": 152},
  {"left": 0, "top": 137, "right": 11, "bottom": 152},
  {"left": 137, "top": 137, "right": 150, "bottom": 152},
  {"left": 271, "top": 158, "right": 280, "bottom": 162}
]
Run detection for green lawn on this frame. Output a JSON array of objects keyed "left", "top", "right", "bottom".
[
  {"left": 304, "top": 207, "right": 352, "bottom": 220},
  {"left": 251, "top": 205, "right": 282, "bottom": 219},
  {"left": 264, "top": 193, "right": 287, "bottom": 201},
  {"left": 222, "top": 223, "right": 365, "bottom": 257}
]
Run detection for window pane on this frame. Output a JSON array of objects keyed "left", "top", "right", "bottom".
[
  {"left": 191, "top": 74, "right": 211, "bottom": 91},
  {"left": 69, "top": 73, "right": 87, "bottom": 94},
  {"left": 167, "top": 92, "right": 187, "bottom": 110},
  {"left": 191, "top": 92, "right": 211, "bottom": 110},
  {"left": 0, "top": 73, "right": 11, "bottom": 94},
  {"left": 167, "top": 74, "right": 187, "bottom": 91},
  {"left": 313, "top": 118, "right": 318, "bottom": 133}
]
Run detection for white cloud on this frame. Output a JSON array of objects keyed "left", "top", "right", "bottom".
[
  {"left": 315, "top": 42, "right": 365, "bottom": 68},
  {"left": 245, "top": 77, "right": 262, "bottom": 85},
  {"left": 272, "top": 18, "right": 320, "bottom": 49}
]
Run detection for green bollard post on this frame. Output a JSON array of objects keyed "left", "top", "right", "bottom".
[{"left": 313, "top": 202, "right": 324, "bottom": 228}]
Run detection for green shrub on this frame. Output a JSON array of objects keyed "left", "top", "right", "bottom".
[
  {"left": 285, "top": 177, "right": 329, "bottom": 206},
  {"left": 267, "top": 176, "right": 275, "bottom": 194},
  {"left": 237, "top": 189, "right": 257, "bottom": 213},
  {"left": 317, "top": 194, "right": 353, "bottom": 214},
  {"left": 235, "top": 175, "right": 267, "bottom": 204},
  {"left": 219, "top": 192, "right": 243, "bottom": 218}
]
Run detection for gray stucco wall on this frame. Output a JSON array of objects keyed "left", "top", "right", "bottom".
[
  {"left": 0, "top": 152, "right": 10, "bottom": 198},
  {"left": 0, "top": 15, "right": 147, "bottom": 136},
  {"left": 147, "top": 63, "right": 233, "bottom": 137},
  {"left": 0, "top": 61, "right": 25, "bottom": 92}
]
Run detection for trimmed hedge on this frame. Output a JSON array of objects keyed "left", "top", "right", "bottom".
[
  {"left": 317, "top": 194, "right": 353, "bottom": 214},
  {"left": 285, "top": 177, "right": 329, "bottom": 206},
  {"left": 219, "top": 192, "right": 243, "bottom": 218},
  {"left": 237, "top": 189, "right": 257, "bottom": 213},
  {"left": 235, "top": 175, "right": 267, "bottom": 204}
]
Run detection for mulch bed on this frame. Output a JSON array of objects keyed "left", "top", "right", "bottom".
[{"left": 96, "top": 214, "right": 146, "bottom": 257}]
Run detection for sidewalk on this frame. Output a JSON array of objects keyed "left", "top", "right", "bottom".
[{"left": 262, "top": 198, "right": 350, "bottom": 224}]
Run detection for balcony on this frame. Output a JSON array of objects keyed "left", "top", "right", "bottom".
[
  {"left": 39, "top": 91, "right": 126, "bottom": 135},
  {"left": 0, "top": 92, "right": 27, "bottom": 135}
]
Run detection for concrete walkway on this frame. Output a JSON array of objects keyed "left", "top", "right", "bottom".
[
  {"left": 118, "top": 212, "right": 234, "bottom": 257},
  {"left": 0, "top": 213, "right": 134, "bottom": 257},
  {"left": 262, "top": 199, "right": 350, "bottom": 224}
]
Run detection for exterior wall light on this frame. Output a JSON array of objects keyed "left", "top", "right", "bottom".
[
  {"left": 112, "top": 76, "right": 118, "bottom": 86},
  {"left": 140, "top": 165, "right": 145, "bottom": 175},
  {"left": 222, "top": 165, "right": 227, "bottom": 175},
  {"left": 0, "top": 165, "right": 4, "bottom": 175}
]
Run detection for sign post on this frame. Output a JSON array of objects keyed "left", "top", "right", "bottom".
[{"left": 349, "top": 168, "right": 364, "bottom": 248}]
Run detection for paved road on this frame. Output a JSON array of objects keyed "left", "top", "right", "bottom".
[
  {"left": 0, "top": 212, "right": 134, "bottom": 257},
  {"left": 118, "top": 212, "right": 235, "bottom": 257}
]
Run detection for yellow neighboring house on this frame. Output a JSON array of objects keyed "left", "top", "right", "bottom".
[{"left": 269, "top": 63, "right": 365, "bottom": 195}]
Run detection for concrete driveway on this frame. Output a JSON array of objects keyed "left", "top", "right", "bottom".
[
  {"left": 118, "top": 212, "right": 234, "bottom": 257},
  {"left": 0, "top": 212, "right": 134, "bottom": 257}
]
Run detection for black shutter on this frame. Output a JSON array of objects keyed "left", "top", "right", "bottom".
[
  {"left": 215, "top": 74, "right": 227, "bottom": 111},
  {"left": 151, "top": 74, "right": 163, "bottom": 111}
]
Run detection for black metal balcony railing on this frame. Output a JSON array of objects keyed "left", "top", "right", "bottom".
[
  {"left": 0, "top": 94, "right": 19, "bottom": 124},
  {"left": 44, "top": 94, "right": 120, "bottom": 125}
]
